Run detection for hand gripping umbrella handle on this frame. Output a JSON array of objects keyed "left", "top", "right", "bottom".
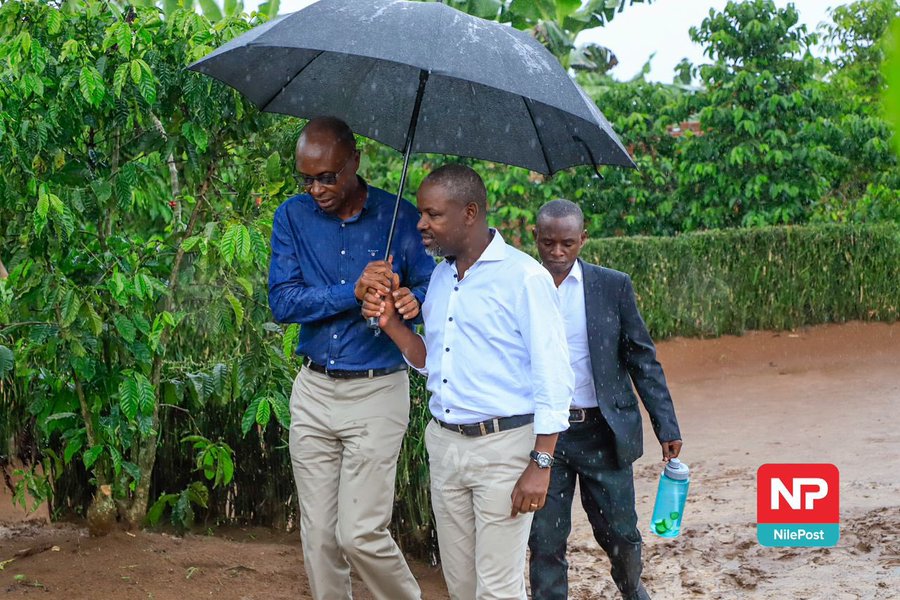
[{"left": 367, "top": 70, "right": 430, "bottom": 336}]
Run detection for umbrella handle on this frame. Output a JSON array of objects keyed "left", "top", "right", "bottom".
[
  {"left": 367, "top": 316, "right": 381, "bottom": 335},
  {"left": 367, "top": 70, "right": 430, "bottom": 336}
]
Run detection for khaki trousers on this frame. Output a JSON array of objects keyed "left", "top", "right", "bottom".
[
  {"left": 426, "top": 420, "right": 537, "bottom": 600},
  {"left": 289, "top": 368, "right": 420, "bottom": 600}
]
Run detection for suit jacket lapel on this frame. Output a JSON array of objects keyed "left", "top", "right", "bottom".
[{"left": 580, "top": 259, "right": 603, "bottom": 377}]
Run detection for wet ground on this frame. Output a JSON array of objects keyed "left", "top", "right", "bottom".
[{"left": 2, "top": 321, "right": 898, "bottom": 599}]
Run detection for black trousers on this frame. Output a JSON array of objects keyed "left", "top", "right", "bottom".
[{"left": 528, "top": 413, "right": 650, "bottom": 600}]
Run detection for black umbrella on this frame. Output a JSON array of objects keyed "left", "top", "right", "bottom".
[{"left": 189, "top": 0, "right": 633, "bottom": 327}]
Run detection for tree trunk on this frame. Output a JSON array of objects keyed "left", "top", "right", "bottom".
[{"left": 126, "top": 162, "right": 216, "bottom": 527}]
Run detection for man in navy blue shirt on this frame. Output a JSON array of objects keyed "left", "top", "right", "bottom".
[{"left": 268, "top": 117, "right": 434, "bottom": 600}]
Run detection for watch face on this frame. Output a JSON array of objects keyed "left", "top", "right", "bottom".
[{"left": 538, "top": 454, "right": 552, "bottom": 468}]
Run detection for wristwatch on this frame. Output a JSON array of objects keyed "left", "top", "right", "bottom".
[{"left": 530, "top": 450, "right": 554, "bottom": 469}]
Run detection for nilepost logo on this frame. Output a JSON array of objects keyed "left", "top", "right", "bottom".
[{"left": 757, "top": 464, "right": 840, "bottom": 547}]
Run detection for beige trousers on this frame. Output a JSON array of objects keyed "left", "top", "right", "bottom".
[
  {"left": 289, "top": 368, "right": 420, "bottom": 600},
  {"left": 426, "top": 420, "right": 537, "bottom": 600}
]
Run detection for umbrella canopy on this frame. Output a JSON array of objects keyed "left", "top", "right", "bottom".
[{"left": 188, "top": 0, "right": 634, "bottom": 175}]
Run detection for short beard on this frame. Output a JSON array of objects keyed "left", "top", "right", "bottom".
[{"left": 425, "top": 244, "right": 446, "bottom": 258}]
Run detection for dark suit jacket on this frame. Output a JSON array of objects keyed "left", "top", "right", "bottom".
[{"left": 580, "top": 259, "right": 681, "bottom": 468}]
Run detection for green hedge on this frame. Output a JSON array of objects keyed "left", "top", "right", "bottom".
[{"left": 580, "top": 223, "right": 900, "bottom": 339}]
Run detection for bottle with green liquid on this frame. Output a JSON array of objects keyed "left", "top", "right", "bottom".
[{"left": 650, "top": 458, "right": 690, "bottom": 538}]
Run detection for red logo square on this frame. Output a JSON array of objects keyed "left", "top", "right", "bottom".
[{"left": 757, "top": 464, "right": 839, "bottom": 524}]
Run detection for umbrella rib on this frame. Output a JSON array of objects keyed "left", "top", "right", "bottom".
[
  {"left": 257, "top": 49, "right": 325, "bottom": 113},
  {"left": 522, "top": 97, "right": 553, "bottom": 175}
]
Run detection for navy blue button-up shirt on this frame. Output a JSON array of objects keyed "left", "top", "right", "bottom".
[{"left": 268, "top": 182, "right": 435, "bottom": 371}]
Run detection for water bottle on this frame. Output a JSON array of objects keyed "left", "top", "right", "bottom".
[{"left": 650, "top": 458, "right": 690, "bottom": 538}]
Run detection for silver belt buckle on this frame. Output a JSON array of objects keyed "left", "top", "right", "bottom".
[{"left": 570, "top": 409, "right": 586, "bottom": 423}]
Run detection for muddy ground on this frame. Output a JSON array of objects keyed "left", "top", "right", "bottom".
[{"left": 2, "top": 321, "right": 898, "bottom": 599}]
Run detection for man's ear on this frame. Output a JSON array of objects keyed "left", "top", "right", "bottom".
[{"left": 464, "top": 201, "right": 479, "bottom": 224}]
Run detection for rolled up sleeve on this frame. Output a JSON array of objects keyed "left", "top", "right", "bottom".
[{"left": 517, "top": 271, "right": 573, "bottom": 434}]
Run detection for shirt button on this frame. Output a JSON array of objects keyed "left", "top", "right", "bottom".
[
  {"left": 445, "top": 347, "right": 450, "bottom": 352},
  {"left": 329, "top": 360, "right": 335, "bottom": 365},
  {"left": 340, "top": 250, "right": 346, "bottom": 255},
  {"left": 442, "top": 378, "right": 447, "bottom": 383},
  {"left": 333, "top": 334, "right": 338, "bottom": 339},
  {"left": 448, "top": 317, "right": 453, "bottom": 322},
  {"left": 341, "top": 223, "right": 345, "bottom": 228},
  {"left": 445, "top": 409, "right": 450, "bottom": 413},
  {"left": 454, "top": 286, "right": 458, "bottom": 291},
  {"left": 340, "top": 279, "right": 346, "bottom": 284}
]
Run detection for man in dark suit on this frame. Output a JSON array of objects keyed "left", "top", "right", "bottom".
[{"left": 528, "top": 199, "right": 683, "bottom": 600}]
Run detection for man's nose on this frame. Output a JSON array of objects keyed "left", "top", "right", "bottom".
[{"left": 417, "top": 217, "right": 427, "bottom": 231}]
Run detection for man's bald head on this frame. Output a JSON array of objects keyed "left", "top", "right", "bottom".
[
  {"left": 419, "top": 164, "right": 487, "bottom": 215},
  {"left": 297, "top": 116, "right": 357, "bottom": 155}
]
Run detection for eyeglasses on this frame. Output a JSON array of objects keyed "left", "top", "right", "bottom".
[{"left": 295, "top": 153, "right": 356, "bottom": 190}]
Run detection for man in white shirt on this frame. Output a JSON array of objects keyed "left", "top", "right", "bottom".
[
  {"left": 527, "top": 199, "right": 683, "bottom": 600},
  {"left": 362, "top": 165, "right": 574, "bottom": 600}
]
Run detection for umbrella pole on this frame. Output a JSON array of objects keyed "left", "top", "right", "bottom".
[{"left": 368, "top": 69, "right": 430, "bottom": 333}]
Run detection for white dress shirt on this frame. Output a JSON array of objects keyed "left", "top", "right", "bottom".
[
  {"left": 417, "top": 231, "right": 574, "bottom": 435},
  {"left": 556, "top": 261, "right": 599, "bottom": 409}
]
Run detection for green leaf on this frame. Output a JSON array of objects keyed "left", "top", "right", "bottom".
[
  {"left": 113, "top": 63, "right": 129, "bottom": 96},
  {"left": 83, "top": 445, "right": 104, "bottom": 469},
  {"left": 34, "top": 191, "right": 49, "bottom": 235},
  {"left": 138, "top": 72, "right": 157, "bottom": 105},
  {"left": 249, "top": 227, "right": 268, "bottom": 266},
  {"left": 255, "top": 0, "right": 276, "bottom": 19},
  {"left": 220, "top": 453, "right": 234, "bottom": 486},
  {"left": 282, "top": 323, "right": 299, "bottom": 359},
  {"left": 0, "top": 345, "right": 14, "bottom": 378},
  {"left": 271, "top": 394, "right": 290, "bottom": 429},
  {"left": 181, "top": 235, "right": 202, "bottom": 252},
  {"left": 46, "top": 9, "right": 64, "bottom": 35},
  {"left": 198, "top": 0, "right": 224, "bottom": 21},
  {"left": 235, "top": 224, "right": 251, "bottom": 264},
  {"left": 173, "top": 489, "right": 194, "bottom": 528},
  {"left": 220, "top": 223, "right": 238, "bottom": 264},
  {"left": 109, "top": 446, "right": 123, "bottom": 477},
  {"left": 147, "top": 493, "right": 176, "bottom": 526},
  {"left": 83, "top": 303, "right": 104, "bottom": 336},
  {"left": 241, "top": 397, "right": 261, "bottom": 435},
  {"left": 212, "top": 363, "right": 229, "bottom": 398},
  {"left": 130, "top": 59, "right": 142, "bottom": 84},
  {"left": 255, "top": 396, "right": 271, "bottom": 426},
  {"left": 187, "top": 481, "right": 209, "bottom": 509},
  {"left": 114, "top": 314, "right": 137, "bottom": 343},
  {"left": 225, "top": 291, "right": 244, "bottom": 329},
  {"left": 78, "top": 66, "right": 105, "bottom": 106},
  {"left": 235, "top": 277, "right": 253, "bottom": 297},
  {"left": 119, "top": 376, "right": 139, "bottom": 420},
  {"left": 49, "top": 195, "right": 75, "bottom": 238},
  {"left": 122, "top": 461, "right": 142, "bottom": 483},
  {"left": 265, "top": 151, "right": 281, "bottom": 181},
  {"left": 63, "top": 435, "right": 84, "bottom": 465},
  {"left": 117, "top": 22, "right": 132, "bottom": 57},
  {"left": 135, "top": 372, "right": 156, "bottom": 417},
  {"left": 60, "top": 289, "right": 82, "bottom": 327},
  {"left": 225, "top": 0, "right": 243, "bottom": 17}
]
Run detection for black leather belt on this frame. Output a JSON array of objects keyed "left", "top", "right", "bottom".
[
  {"left": 569, "top": 407, "right": 601, "bottom": 423},
  {"left": 305, "top": 359, "right": 406, "bottom": 380},
  {"left": 433, "top": 414, "right": 534, "bottom": 437}
]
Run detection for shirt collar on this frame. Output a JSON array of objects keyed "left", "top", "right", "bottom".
[
  {"left": 477, "top": 229, "right": 507, "bottom": 263},
  {"left": 564, "top": 259, "right": 583, "bottom": 283}
]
